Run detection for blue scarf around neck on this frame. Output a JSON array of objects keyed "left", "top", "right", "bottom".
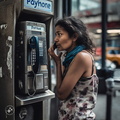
[{"left": 63, "top": 45, "right": 85, "bottom": 67}]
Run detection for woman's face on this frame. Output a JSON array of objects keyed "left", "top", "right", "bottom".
[{"left": 54, "top": 25, "right": 76, "bottom": 52}]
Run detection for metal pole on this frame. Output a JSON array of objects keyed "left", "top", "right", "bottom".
[
  {"left": 67, "top": 0, "right": 71, "bottom": 16},
  {"left": 62, "top": 0, "right": 67, "bottom": 17},
  {"left": 77, "top": 0, "right": 80, "bottom": 11},
  {"left": 101, "top": 0, "right": 107, "bottom": 69},
  {"left": 106, "top": 89, "right": 112, "bottom": 120},
  {"left": 63, "top": 0, "right": 72, "bottom": 17}
]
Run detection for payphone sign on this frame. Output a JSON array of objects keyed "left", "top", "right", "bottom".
[
  {"left": 24, "top": 0, "right": 53, "bottom": 13},
  {"left": 27, "top": 25, "right": 45, "bottom": 32}
]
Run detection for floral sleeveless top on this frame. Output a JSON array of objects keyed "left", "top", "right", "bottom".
[{"left": 58, "top": 56, "right": 99, "bottom": 120}]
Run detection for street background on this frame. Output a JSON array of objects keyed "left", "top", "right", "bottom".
[{"left": 94, "top": 68, "right": 120, "bottom": 120}]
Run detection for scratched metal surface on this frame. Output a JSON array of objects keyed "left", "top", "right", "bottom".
[{"left": 0, "top": 3, "right": 15, "bottom": 120}]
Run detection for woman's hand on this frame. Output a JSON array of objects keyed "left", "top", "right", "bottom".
[{"left": 48, "top": 45, "right": 62, "bottom": 64}]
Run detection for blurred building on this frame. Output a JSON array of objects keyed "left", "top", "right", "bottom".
[
  {"left": 71, "top": 0, "right": 120, "bottom": 47},
  {"left": 54, "top": 0, "right": 120, "bottom": 60},
  {"left": 71, "top": 0, "right": 120, "bottom": 68}
]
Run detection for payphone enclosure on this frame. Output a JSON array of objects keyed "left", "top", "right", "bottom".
[{"left": 0, "top": 0, "right": 55, "bottom": 120}]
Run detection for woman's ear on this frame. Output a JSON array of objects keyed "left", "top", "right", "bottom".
[{"left": 73, "top": 33, "right": 78, "bottom": 41}]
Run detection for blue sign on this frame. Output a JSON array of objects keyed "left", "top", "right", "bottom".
[{"left": 24, "top": 0, "right": 53, "bottom": 13}]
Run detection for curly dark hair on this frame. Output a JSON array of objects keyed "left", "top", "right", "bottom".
[{"left": 55, "top": 16, "right": 95, "bottom": 53}]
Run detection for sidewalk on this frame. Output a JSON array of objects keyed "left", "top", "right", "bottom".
[{"left": 94, "top": 92, "right": 120, "bottom": 120}]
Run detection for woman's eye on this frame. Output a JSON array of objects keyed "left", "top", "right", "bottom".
[
  {"left": 58, "top": 33, "right": 62, "bottom": 36},
  {"left": 55, "top": 33, "right": 62, "bottom": 37}
]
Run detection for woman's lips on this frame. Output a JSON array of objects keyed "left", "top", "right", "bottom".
[{"left": 56, "top": 44, "right": 60, "bottom": 47}]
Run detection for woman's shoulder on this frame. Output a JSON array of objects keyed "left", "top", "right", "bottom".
[
  {"left": 69, "top": 50, "right": 93, "bottom": 69},
  {"left": 75, "top": 50, "right": 93, "bottom": 61},
  {"left": 72, "top": 50, "right": 93, "bottom": 70}
]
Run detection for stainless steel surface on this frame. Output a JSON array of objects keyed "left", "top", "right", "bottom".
[
  {"left": 15, "top": 90, "right": 55, "bottom": 107},
  {"left": 106, "top": 78, "right": 120, "bottom": 90}
]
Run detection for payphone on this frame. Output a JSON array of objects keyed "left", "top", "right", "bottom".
[
  {"left": 15, "top": 21, "right": 48, "bottom": 95},
  {"left": 0, "top": 0, "right": 55, "bottom": 120}
]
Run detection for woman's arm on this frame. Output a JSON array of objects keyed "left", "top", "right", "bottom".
[
  {"left": 48, "top": 46, "right": 63, "bottom": 95},
  {"left": 48, "top": 47, "right": 92, "bottom": 100},
  {"left": 56, "top": 52, "right": 94, "bottom": 100}
]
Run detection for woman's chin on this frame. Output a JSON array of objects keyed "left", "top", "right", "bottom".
[{"left": 57, "top": 48, "right": 64, "bottom": 51}]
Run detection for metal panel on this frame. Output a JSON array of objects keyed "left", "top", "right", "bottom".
[
  {"left": 0, "top": 4, "right": 15, "bottom": 120},
  {"left": 0, "top": 0, "right": 15, "bottom": 6}
]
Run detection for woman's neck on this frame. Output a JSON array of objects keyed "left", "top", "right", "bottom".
[{"left": 66, "top": 44, "right": 77, "bottom": 52}]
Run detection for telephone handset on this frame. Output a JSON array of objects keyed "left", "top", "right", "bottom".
[
  {"left": 28, "top": 36, "right": 40, "bottom": 74},
  {"left": 53, "top": 42, "right": 57, "bottom": 50}
]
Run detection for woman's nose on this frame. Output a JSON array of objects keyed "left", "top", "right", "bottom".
[{"left": 54, "top": 36, "right": 58, "bottom": 42}]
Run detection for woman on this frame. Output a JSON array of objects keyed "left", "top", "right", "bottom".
[{"left": 48, "top": 16, "right": 99, "bottom": 120}]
